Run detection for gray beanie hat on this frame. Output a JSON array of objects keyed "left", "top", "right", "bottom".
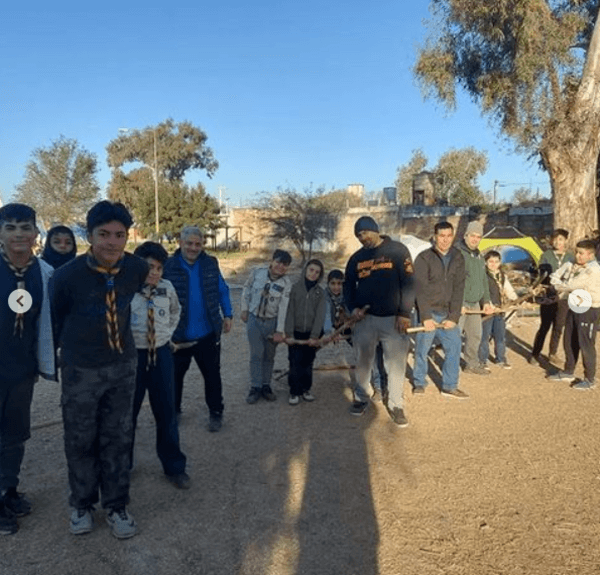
[
  {"left": 354, "top": 216, "right": 380, "bottom": 236},
  {"left": 465, "top": 221, "right": 484, "bottom": 236}
]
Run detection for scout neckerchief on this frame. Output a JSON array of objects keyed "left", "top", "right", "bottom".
[
  {"left": 326, "top": 288, "right": 346, "bottom": 329},
  {"left": 141, "top": 283, "right": 158, "bottom": 369},
  {"left": 86, "top": 250, "right": 123, "bottom": 353},
  {"left": 0, "top": 248, "right": 36, "bottom": 337},
  {"left": 488, "top": 268, "right": 506, "bottom": 306}
]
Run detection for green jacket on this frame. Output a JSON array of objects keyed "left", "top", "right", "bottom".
[{"left": 456, "top": 240, "right": 491, "bottom": 306}]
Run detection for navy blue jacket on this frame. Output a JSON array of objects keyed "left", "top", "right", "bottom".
[
  {"left": 163, "top": 249, "right": 232, "bottom": 343},
  {"left": 50, "top": 253, "right": 148, "bottom": 368}
]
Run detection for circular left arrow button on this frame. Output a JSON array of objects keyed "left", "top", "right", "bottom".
[{"left": 8, "top": 289, "right": 33, "bottom": 314}]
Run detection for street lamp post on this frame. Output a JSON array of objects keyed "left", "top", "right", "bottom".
[
  {"left": 153, "top": 129, "right": 159, "bottom": 239},
  {"left": 118, "top": 126, "right": 160, "bottom": 241}
]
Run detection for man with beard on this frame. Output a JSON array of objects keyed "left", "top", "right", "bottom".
[{"left": 344, "top": 216, "right": 415, "bottom": 427}]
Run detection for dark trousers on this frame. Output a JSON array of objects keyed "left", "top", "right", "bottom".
[
  {"left": 132, "top": 345, "right": 186, "bottom": 476},
  {"left": 288, "top": 331, "right": 318, "bottom": 396},
  {"left": 0, "top": 376, "right": 35, "bottom": 491},
  {"left": 532, "top": 300, "right": 569, "bottom": 357},
  {"left": 563, "top": 307, "right": 600, "bottom": 381},
  {"left": 61, "top": 358, "right": 136, "bottom": 510},
  {"left": 173, "top": 332, "right": 224, "bottom": 415}
]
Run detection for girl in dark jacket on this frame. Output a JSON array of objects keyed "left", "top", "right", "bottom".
[{"left": 41, "top": 225, "right": 77, "bottom": 269}]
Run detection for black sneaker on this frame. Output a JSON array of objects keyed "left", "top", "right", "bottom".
[
  {"left": 2, "top": 488, "right": 31, "bottom": 517},
  {"left": 0, "top": 501, "right": 18, "bottom": 536},
  {"left": 387, "top": 407, "right": 409, "bottom": 427},
  {"left": 441, "top": 388, "right": 470, "bottom": 399},
  {"left": 349, "top": 401, "right": 369, "bottom": 416},
  {"left": 166, "top": 472, "right": 191, "bottom": 490},
  {"left": 246, "top": 388, "right": 262, "bottom": 404},
  {"left": 208, "top": 413, "right": 222, "bottom": 433},
  {"left": 261, "top": 385, "right": 277, "bottom": 402},
  {"left": 464, "top": 366, "right": 490, "bottom": 376}
]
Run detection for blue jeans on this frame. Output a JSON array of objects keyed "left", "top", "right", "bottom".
[
  {"left": 478, "top": 315, "right": 506, "bottom": 364},
  {"left": 413, "top": 312, "right": 461, "bottom": 391},
  {"left": 132, "top": 344, "right": 186, "bottom": 476},
  {"left": 247, "top": 314, "right": 279, "bottom": 389}
]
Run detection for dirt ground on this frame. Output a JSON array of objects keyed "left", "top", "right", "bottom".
[{"left": 2, "top": 254, "right": 600, "bottom": 575}]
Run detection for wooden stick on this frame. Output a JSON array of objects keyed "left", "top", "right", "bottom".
[{"left": 406, "top": 322, "right": 447, "bottom": 334}]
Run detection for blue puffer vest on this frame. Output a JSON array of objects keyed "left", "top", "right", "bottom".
[{"left": 163, "top": 249, "right": 223, "bottom": 342}]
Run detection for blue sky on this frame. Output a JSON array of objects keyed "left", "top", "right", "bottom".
[{"left": 0, "top": 1, "right": 550, "bottom": 208}]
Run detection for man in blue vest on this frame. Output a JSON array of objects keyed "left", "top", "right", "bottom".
[{"left": 163, "top": 226, "right": 233, "bottom": 433}]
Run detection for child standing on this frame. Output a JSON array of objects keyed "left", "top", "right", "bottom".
[
  {"left": 241, "top": 249, "right": 293, "bottom": 404},
  {"left": 40, "top": 225, "right": 77, "bottom": 269},
  {"left": 546, "top": 239, "right": 600, "bottom": 389},
  {"left": 130, "top": 242, "right": 189, "bottom": 489},
  {"left": 478, "top": 251, "right": 518, "bottom": 369},
  {"left": 284, "top": 259, "right": 326, "bottom": 405},
  {"left": 530, "top": 229, "right": 574, "bottom": 364}
]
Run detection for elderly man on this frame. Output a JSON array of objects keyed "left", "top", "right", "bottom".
[
  {"left": 344, "top": 216, "right": 415, "bottom": 427},
  {"left": 163, "top": 226, "right": 233, "bottom": 432},
  {"left": 456, "top": 221, "right": 494, "bottom": 375}
]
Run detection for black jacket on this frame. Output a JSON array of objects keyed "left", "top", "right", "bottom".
[
  {"left": 344, "top": 236, "right": 415, "bottom": 318},
  {"left": 414, "top": 245, "right": 465, "bottom": 324}
]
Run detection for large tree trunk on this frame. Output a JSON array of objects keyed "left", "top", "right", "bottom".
[
  {"left": 544, "top": 145, "right": 599, "bottom": 241},
  {"left": 542, "top": 7, "right": 600, "bottom": 242}
]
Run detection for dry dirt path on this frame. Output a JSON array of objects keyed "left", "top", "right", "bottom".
[{"left": 2, "top": 282, "right": 600, "bottom": 575}]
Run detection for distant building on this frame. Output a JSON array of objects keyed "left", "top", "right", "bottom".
[
  {"left": 347, "top": 183, "right": 365, "bottom": 199},
  {"left": 412, "top": 172, "right": 436, "bottom": 206}
]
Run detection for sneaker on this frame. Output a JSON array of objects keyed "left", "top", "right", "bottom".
[
  {"left": 208, "top": 413, "right": 223, "bottom": 433},
  {"left": 387, "top": 407, "right": 409, "bottom": 427},
  {"left": 2, "top": 488, "right": 31, "bottom": 517},
  {"left": 546, "top": 371, "right": 576, "bottom": 382},
  {"left": 464, "top": 366, "right": 490, "bottom": 376},
  {"left": 302, "top": 391, "right": 315, "bottom": 402},
  {"left": 349, "top": 401, "right": 368, "bottom": 416},
  {"left": 0, "top": 502, "right": 18, "bottom": 536},
  {"left": 499, "top": 361, "right": 512, "bottom": 370},
  {"left": 106, "top": 507, "right": 137, "bottom": 539},
  {"left": 246, "top": 388, "right": 262, "bottom": 404},
  {"left": 528, "top": 355, "right": 540, "bottom": 366},
  {"left": 412, "top": 386, "right": 425, "bottom": 395},
  {"left": 69, "top": 507, "right": 94, "bottom": 535},
  {"left": 571, "top": 379, "right": 596, "bottom": 390},
  {"left": 288, "top": 395, "right": 300, "bottom": 405},
  {"left": 441, "top": 388, "right": 470, "bottom": 399},
  {"left": 166, "top": 472, "right": 191, "bottom": 490},
  {"left": 261, "top": 385, "right": 277, "bottom": 402}
]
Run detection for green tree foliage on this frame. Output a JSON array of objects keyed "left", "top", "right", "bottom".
[
  {"left": 510, "top": 186, "right": 536, "bottom": 205},
  {"left": 258, "top": 186, "right": 337, "bottom": 263},
  {"left": 314, "top": 188, "right": 364, "bottom": 211},
  {"left": 395, "top": 146, "right": 488, "bottom": 206},
  {"left": 435, "top": 147, "right": 488, "bottom": 205},
  {"left": 15, "top": 136, "right": 100, "bottom": 227},
  {"left": 106, "top": 119, "right": 219, "bottom": 237},
  {"left": 108, "top": 168, "right": 221, "bottom": 240},
  {"left": 395, "top": 148, "right": 428, "bottom": 204},
  {"left": 414, "top": 0, "right": 600, "bottom": 237}
]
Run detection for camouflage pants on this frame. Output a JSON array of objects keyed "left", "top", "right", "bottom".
[{"left": 61, "top": 358, "right": 136, "bottom": 510}]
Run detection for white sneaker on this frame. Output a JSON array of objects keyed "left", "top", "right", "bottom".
[
  {"left": 302, "top": 392, "right": 315, "bottom": 402},
  {"left": 106, "top": 507, "right": 137, "bottom": 539},
  {"left": 289, "top": 395, "right": 300, "bottom": 405},
  {"left": 70, "top": 507, "right": 94, "bottom": 535}
]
